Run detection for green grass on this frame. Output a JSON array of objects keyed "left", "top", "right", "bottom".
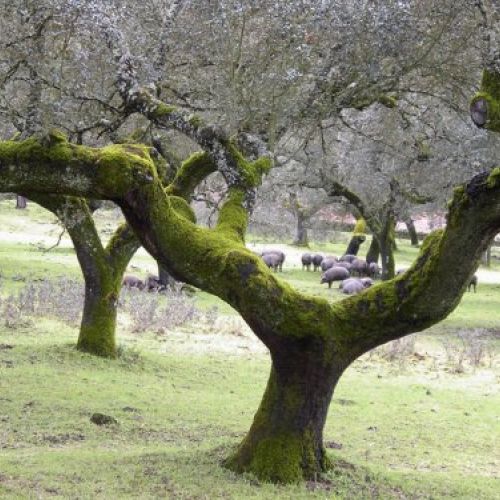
[
  {"left": 0, "top": 204, "right": 499, "bottom": 498},
  {"left": 1, "top": 323, "right": 498, "bottom": 499}
]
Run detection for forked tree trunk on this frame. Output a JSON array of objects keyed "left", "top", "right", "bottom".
[
  {"left": 29, "top": 194, "right": 140, "bottom": 358},
  {"left": 225, "top": 346, "right": 343, "bottom": 482}
]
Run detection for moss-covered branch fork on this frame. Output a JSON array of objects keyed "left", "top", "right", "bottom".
[{"left": 1, "top": 133, "right": 500, "bottom": 482}]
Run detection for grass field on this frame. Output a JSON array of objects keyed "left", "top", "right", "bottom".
[{"left": 0, "top": 201, "right": 499, "bottom": 498}]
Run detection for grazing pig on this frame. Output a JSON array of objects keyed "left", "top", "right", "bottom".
[
  {"left": 320, "top": 257, "right": 337, "bottom": 272},
  {"left": 263, "top": 253, "right": 280, "bottom": 271},
  {"left": 351, "top": 258, "right": 368, "bottom": 277},
  {"left": 312, "top": 254, "right": 324, "bottom": 271},
  {"left": 340, "top": 254, "right": 357, "bottom": 263},
  {"left": 467, "top": 275, "right": 478, "bottom": 293},
  {"left": 360, "top": 277, "right": 373, "bottom": 288},
  {"left": 262, "top": 250, "right": 285, "bottom": 271},
  {"left": 339, "top": 277, "right": 360, "bottom": 289},
  {"left": 335, "top": 261, "right": 352, "bottom": 272},
  {"left": 320, "top": 266, "right": 350, "bottom": 288},
  {"left": 145, "top": 274, "right": 166, "bottom": 292},
  {"left": 122, "top": 275, "right": 145, "bottom": 290},
  {"left": 301, "top": 253, "right": 313, "bottom": 271},
  {"left": 340, "top": 279, "right": 365, "bottom": 295}
]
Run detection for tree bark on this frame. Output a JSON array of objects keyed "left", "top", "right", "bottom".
[
  {"left": 345, "top": 235, "right": 365, "bottom": 256},
  {"left": 293, "top": 212, "right": 309, "bottom": 247},
  {"left": 378, "top": 216, "right": 396, "bottom": 280},
  {"left": 405, "top": 219, "right": 419, "bottom": 246},
  {"left": 158, "top": 262, "right": 175, "bottom": 288},
  {"left": 28, "top": 194, "right": 140, "bottom": 358},
  {"left": 16, "top": 195, "right": 27, "bottom": 209},
  {"left": 345, "top": 218, "right": 366, "bottom": 256},
  {"left": 365, "top": 237, "right": 380, "bottom": 264},
  {"left": 225, "top": 344, "right": 344, "bottom": 482}
]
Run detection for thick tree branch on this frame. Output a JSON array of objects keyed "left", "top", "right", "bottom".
[
  {"left": 334, "top": 169, "right": 500, "bottom": 359},
  {"left": 1, "top": 135, "right": 500, "bottom": 360}
]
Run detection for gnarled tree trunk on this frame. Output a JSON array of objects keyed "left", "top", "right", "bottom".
[
  {"left": 1, "top": 66, "right": 499, "bottom": 483},
  {"left": 29, "top": 194, "right": 140, "bottom": 358},
  {"left": 226, "top": 347, "right": 344, "bottom": 482}
]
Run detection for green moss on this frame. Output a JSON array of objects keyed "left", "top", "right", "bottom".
[
  {"left": 487, "top": 167, "right": 500, "bottom": 188},
  {"left": 482, "top": 69, "right": 500, "bottom": 97},
  {"left": 246, "top": 433, "right": 305, "bottom": 483},
  {"left": 166, "top": 152, "right": 216, "bottom": 200},
  {"left": 169, "top": 195, "right": 196, "bottom": 223},
  {"left": 150, "top": 101, "right": 177, "bottom": 120},
  {"left": 353, "top": 218, "right": 366, "bottom": 236},
  {"left": 188, "top": 114, "right": 204, "bottom": 128},
  {"left": 225, "top": 141, "right": 272, "bottom": 188},
  {"left": 471, "top": 70, "right": 500, "bottom": 132},
  {"left": 378, "top": 94, "right": 398, "bottom": 108},
  {"left": 45, "top": 129, "right": 69, "bottom": 145},
  {"left": 215, "top": 188, "right": 248, "bottom": 242}
]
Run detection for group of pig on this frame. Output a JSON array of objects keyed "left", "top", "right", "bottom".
[
  {"left": 122, "top": 274, "right": 165, "bottom": 292},
  {"left": 302, "top": 253, "right": 380, "bottom": 295},
  {"left": 259, "top": 248, "right": 380, "bottom": 296}
]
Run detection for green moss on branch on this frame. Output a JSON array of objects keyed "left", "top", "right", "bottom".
[
  {"left": 166, "top": 152, "right": 216, "bottom": 200},
  {"left": 471, "top": 70, "right": 500, "bottom": 132}
]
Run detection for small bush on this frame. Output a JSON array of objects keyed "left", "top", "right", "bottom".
[
  {"left": 119, "top": 284, "right": 199, "bottom": 333},
  {"left": 441, "top": 329, "right": 497, "bottom": 372},
  {"left": 0, "top": 277, "right": 83, "bottom": 329}
]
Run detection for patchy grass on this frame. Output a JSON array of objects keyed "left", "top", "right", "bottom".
[
  {"left": 0, "top": 319, "right": 498, "bottom": 498},
  {"left": 0, "top": 322, "right": 498, "bottom": 499}
]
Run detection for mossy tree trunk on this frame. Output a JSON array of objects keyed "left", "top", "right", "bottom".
[
  {"left": 345, "top": 218, "right": 366, "bottom": 256},
  {"left": 75, "top": 221, "right": 139, "bottom": 357},
  {"left": 377, "top": 216, "right": 396, "bottom": 280},
  {"left": 2, "top": 134, "right": 500, "bottom": 483},
  {"left": 29, "top": 194, "right": 140, "bottom": 358},
  {"left": 225, "top": 347, "right": 344, "bottom": 482}
]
